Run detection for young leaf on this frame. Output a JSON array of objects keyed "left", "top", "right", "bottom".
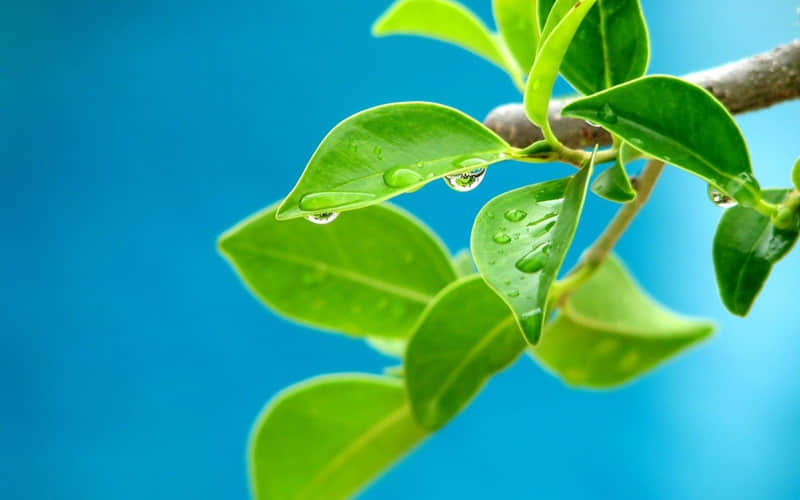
[
  {"left": 591, "top": 147, "right": 636, "bottom": 203},
  {"left": 538, "top": 0, "right": 649, "bottom": 94},
  {"left": 249, "top": 374, "right": 427, "bottom": 500},
  {"left": 219, "top": 203, "right": 456, "bottom": 339},
  {"left": 713, "top": 189, "right": 800, "bottom": 316},
  {"left": 452, "top": 249, "right": 477, "bottom": 277},
  {"left": 471, "top": 159, "right": 594, "bottom": 345},
  {"left": 524, "top": 0, "right": 597, "bottom": 126},
  {"left": 373, "top": 0, "right": 518, "bottom": 77},
  {"left": 493, "top": 0, "right": 540, "bottom": 74},
  {"left": 533, "top": 256, "right": 714, "bottom": 388},
  {"left": 276, "top": 102, "right": 511, "bottom": 220},
  {"left": 792, "top": 155, "right": 800, "bottom": 191},
  {"left": 562, "top": 76, "right": 762, "bottom": 206},
  {"left": 405, "top": 276, "right": 525, "bottom": 429}
]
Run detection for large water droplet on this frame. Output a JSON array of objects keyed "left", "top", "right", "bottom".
[
  {"left": 305, "top": 212, "right": 339, "bottom": 225},
  {"left": 707, "top": 184, "right": 737, "bottom": 208},
  {"left": 492, "top": 233, "right": 512, "bottom": 244},
  {"left": 530, "top": 220, "right": 556, "bottom": 238},
  {"left": 383, "top": 167, "right": 424, "bottom": 188},
  {"left": 507, "top": 290, "right": 520, "bottom": 298},
  {"left": 504, "top": 209, "right": 527, "bottom": 222},
  {"left": 520, "top": 308, "right": 543, "bottom": 341},
  {"left": 444, "top": 168, "right": 486, "bottom": 192},
  {"left": 515, "top": 242, "right": 552, "bottom": 273},
  {"left": 600, "top": 103, "right": 618, "bottom": 124},
  {"left": 299, "top": 191, "right": 375, "bottom": 211}
]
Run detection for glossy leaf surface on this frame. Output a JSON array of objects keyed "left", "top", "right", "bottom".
[
  {"left": 524, "top": 0, "right": 597, "bottom": 126},
  {"left": 249, "top": 374, "right": 427, "bottom": 500},
  {"left": 405, "top": 276, "right": 525, "bottom": 429},
  {"left": 219, "top": 204, "right": 456, "bottom": 339},
  {"left": 713, "top": 189, "right": 800, "bottom": 316},
  {"left": 533, "top": 257, "right": 714, "bottom": 388},
  {"left": 493, "top": 0, "right": 539, "bottom": 74},
  {"left": 373, "top": 0, "right": 517, "bottom": 75},
  {"left": 538, "top": 0, "right": 649, "bottom": 94},
  {"left": 562, "top": 76, "right": 761, "bottom": 205},
  {"left": 277, "top": 102, "right": 510, "bottom": 220},
  {"left": 471, "top": 161, "right": 593, "bottom": 344},
  {"left": 591, "top": 147, "right": 636, "bottom": 203},
  {"left": 793, "top": 156, "right": 800, "bottom": 191}
]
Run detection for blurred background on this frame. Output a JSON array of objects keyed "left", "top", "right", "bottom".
[{"left": 2, "top": 0, "right": 799, "bottom": 498}]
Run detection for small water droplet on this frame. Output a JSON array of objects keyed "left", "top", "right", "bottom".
[
  {"left": 630, "top": 137, "right": 644, "bottom": 147},
  {"left": 383, "top": 167, "right": 424, "bottom": 188},
  {"left": 305, "top": 212, "right": 339, "bottom": 225},
  {"left": 503, "top": 209, "right": 528, "bottom": 222},
  {"left": 530, "top": 221, "right": 556, "bottom": 238},
  {"left": 444, "top": 168, "right": 486, "bottom": 192},
  {"left": 299, "top": 191, "right": 375, "bottom": 211},
  {"left": 487, "top": 213, "right": 496, "bottom": 220},
  {"left": 492, "top": 233, "right": 512, "bottom": 244},
  {"left": 600, "top": 103, "right": 617, "bottom": 124},
  {"left": 507, "top": 290, "right": 520, "bottom": 298},
  {"left": 707, "top": 184, "right": 737, "bottom": 208},
  {"left": 515, "top": 242, "right": 552, "bottom": 273},
  {"left": 374, "top": 145, "right": 383, "bottom": 155},
  {"left": 348, "top": 141, "right": 358, "bottom": 153}
]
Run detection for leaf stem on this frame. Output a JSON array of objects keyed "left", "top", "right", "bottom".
[{"left": 580, "top": 159, "right": 665, "bottom": 270}]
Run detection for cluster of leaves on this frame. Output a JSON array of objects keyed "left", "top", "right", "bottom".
[{"left": 219, "top": 1, "right": 800, "bottom": 498}]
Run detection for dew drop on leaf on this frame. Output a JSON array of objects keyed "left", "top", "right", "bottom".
[
  {"left": 600, "top": 103, "right": 617, "bottom": 124},
  {"left": 503, "top": 209, "right": 527, "bottom": 222},
  {"left": 515, "top": 242, "right": 552, "bottom": 273},
  {"left": 382, "top": 167, "right": 425, "bottom": 188},
  {"left": 707, "top": 184, "right": 737, "bottom": 209},
  {"left": 305, "top": 212, "right": 339, "bottom": 225},
  {"left": 492, "top": 233, "right": 512, "bottom": 244},
  {"left": 508, "top": 290, "right": 520, "bottom": 298},
  {"left": 444, "top": 168, "right": 486, "bottom": 192}
]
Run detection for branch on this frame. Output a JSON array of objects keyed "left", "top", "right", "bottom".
[{"left": 485, "top": 40, "right": 800, "bottom": 148}]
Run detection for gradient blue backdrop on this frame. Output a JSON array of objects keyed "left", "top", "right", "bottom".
[{"left": 3, "top": 1, "right": 799, "bottom": 498}]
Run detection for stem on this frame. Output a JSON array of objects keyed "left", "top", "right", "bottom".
[{"left": 580, "top": 159, "right": 666, "bottom": 270}]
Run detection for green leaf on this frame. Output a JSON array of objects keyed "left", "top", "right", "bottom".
[
  {"left": 591, "top": 147, "right": 636, "bottom": 203},
  {"left": 452, "top": 249, "right": 477, "bottom": 277},
  {"left": 533, "top": 256, "right": 714, "bottom": 388},
  {"left": 471, "top": 159, "right": 594, "bottom": 344},
  {"left": 562, "top": 76, "right": 761, "bottom": 206},
  {"left": 493, "top": 0, "right": 540, "bottom": 74},
  {"left": 405, "top": 276, "right": 525, "bottom": 429},
  {"left": 373, "top": 0, "right": 519, "bottom": 77},
  {"left": 713, "top": 189, "right": 800, "bottom": 316},
  {"left": 366, "top": 337, "right": 407, "bottom": 358},
  {"left": 249, "top": 374, "right": 427, "bottom": 500},
  {"left": 219, "top": 203, "right": 456, "bottom": 339},
  {"left": 538, "top": 0, "right": 649, "bottom": 94},
  {"left": 792, "top": 155, "right": 800, "bottom": 191},
  {"left": 277, "top": 102, "right": 511, "bottom": 220},
  {"left": 524, "top": 0, "right": 597, "bottom": 126}
]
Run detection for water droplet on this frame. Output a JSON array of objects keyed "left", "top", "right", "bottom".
[
  {"left": 515, "top": 242, "right": 552, "bottom": 273},
  {"left": 348, "top": 141, "right": 358, "bottom": 153},
  {"left": 305, "top": 212, "right": 339, "bottom": 225},
  {"left": 508, "top": 290, "right": 520, "bottom": 298},
  {"left": 503, "top": 209, "right": 528, "bottom": 222},
  {"left": 492, "top": 233, "right": 512, "bottom": 244},
  {"left": 457, "top": 158, "right": 489, "bottom": 170},
  {"left": 530, "top": 221, "right": 556, "bottom": 238},
  {"left": 630, "top": 137, "right": 644, "bottom": 146},
  {"left": 707, "top": 184, "right": 737, "bottom": 208},
  {"left": 600, "top": 103, "right": 617, "bottom": 124},
  {"left": 444, "top": 168, "right": 486, "bottom": 192},
  {"left": 374, "top": 145, "right": 383, "bottom": 156},
  {"left": 520, "top": 309, "right": 543, "bottom": 341},
  {"left": 299, "top": 191, "right": 375, "bottom": 211},
  {"left": 526, "top": 212, "right": 558, "bottom": 227},
  {"left": 383, "top": 167, "right": 424, "bottom": 188}
]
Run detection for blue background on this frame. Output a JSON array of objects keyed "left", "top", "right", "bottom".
[{"left": 2, "top": 1, "right": 799, "bottom": 498}]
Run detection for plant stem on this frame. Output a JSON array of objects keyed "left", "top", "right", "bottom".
[{"left": 581, "top": 159, "right": 666, "bottom": 269}]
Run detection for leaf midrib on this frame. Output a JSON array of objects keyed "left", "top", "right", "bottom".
[
  {"left": 229, "top": 244, "right": 434, "bottom": 304},
  {"left": 295, "top": 405, "right": 413, "bottom": 500},
  {"left": 561, "top": 302, "right": 711, "bottom": 339},
  {"left": 731, "top": 216, "right": 772, "bottom": 312},
  {"left": 425, "top": 315, "right": 517, "bottom": 411}
]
